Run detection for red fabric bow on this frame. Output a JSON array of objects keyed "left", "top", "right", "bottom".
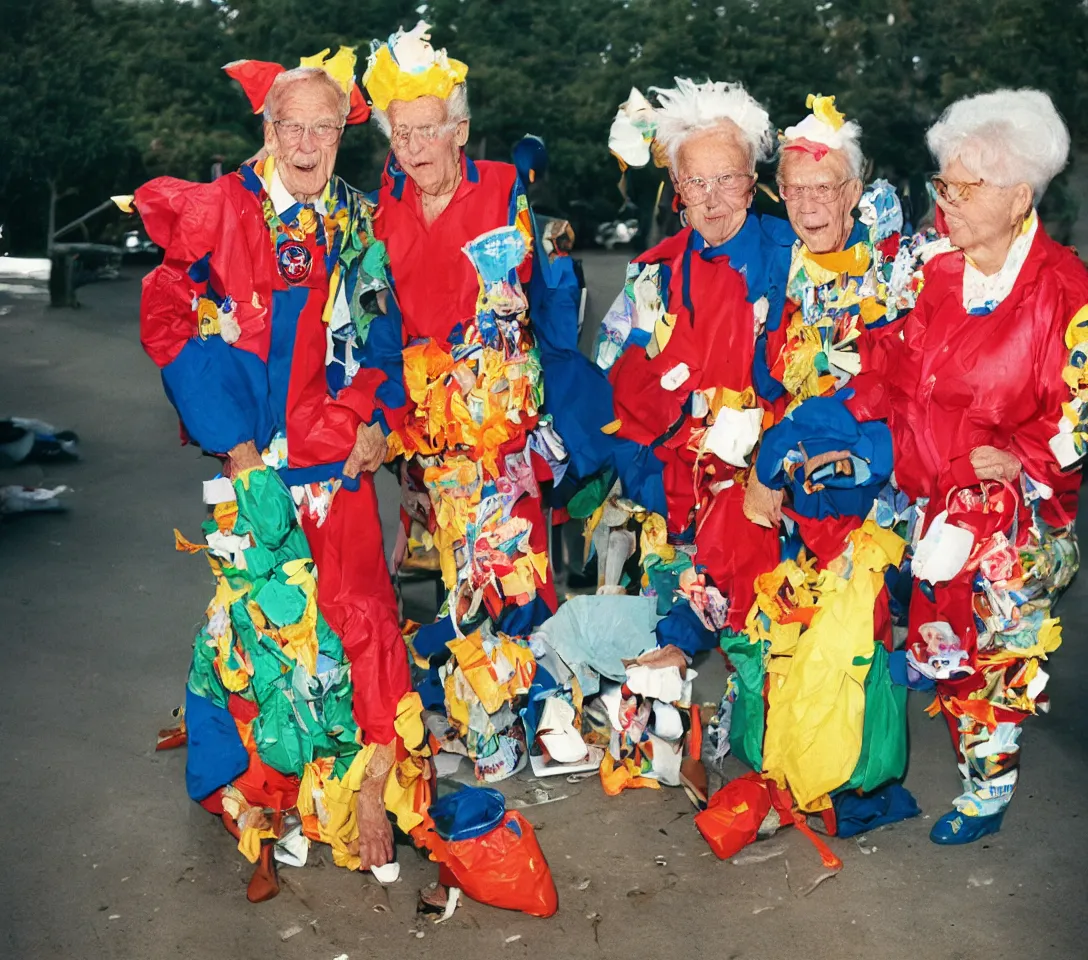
[{"left": 784, "top": 137, "right": 830, "bottom": 161}]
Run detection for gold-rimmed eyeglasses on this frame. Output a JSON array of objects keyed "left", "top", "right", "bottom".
[{"left": 930, "top": 175, "right": 985, "bottom": 204}]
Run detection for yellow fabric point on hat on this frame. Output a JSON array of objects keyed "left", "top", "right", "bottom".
[
  {"left": 363, "top": 21, "right": 468, "bottom": 111},
  {"left": 805, "top": 93, "right": 845, "bottom": 130},
  {"left": 299, "top": 46, "right": 358, "bottom": 93}
]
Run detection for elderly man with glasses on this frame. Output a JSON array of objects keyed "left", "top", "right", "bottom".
[
  {"left": 729, "top": 96, "right": 937, "bottom": 830},
  {"left": 133, "top": 50, "right": 413, "bottom": 896},
  {"left": 352, "top": 23, "right": 586, "bottom": 782}
]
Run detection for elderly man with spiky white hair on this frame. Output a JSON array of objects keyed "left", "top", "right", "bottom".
[
  {"left": 867, "top": 88, "right": 1088, "bottom": 846},
  {"left": 593, "top": 78, "right": 793, "bottom": 673}
]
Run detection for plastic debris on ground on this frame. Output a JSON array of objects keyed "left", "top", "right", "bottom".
[
  {"left": 0, "top": 484, "right": 70, "bottom": 515},
  {"left": 0, "top": 417, "right": 80, "bottom": 466}
]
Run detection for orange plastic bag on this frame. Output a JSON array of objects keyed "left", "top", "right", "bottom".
[{"left": 434, "top": 811, "right": 559, "bottom": 918}]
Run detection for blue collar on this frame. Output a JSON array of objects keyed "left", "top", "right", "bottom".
[
  {"left": 689, "top": 213, "right": 779, "bottom": 305},
  {"left": 692, "top": 211, "right": 764, "bottom": 264},
  {"left": 846, "top": 217, "right": 868, "bottom": 247}
]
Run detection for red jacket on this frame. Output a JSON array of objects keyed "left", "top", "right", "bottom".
[
  {"left": 373, "top": 155, "right": 526, "bottom": 345},
  {"left": 883, "top": 224, "right": 1088, "bottom": 527}
]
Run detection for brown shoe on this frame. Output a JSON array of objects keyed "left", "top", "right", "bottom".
[{"left": 246, "top": 844, "right": 280, "bottom": 903}]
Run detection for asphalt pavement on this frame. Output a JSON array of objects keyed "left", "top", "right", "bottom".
[{"left": 1, "top": 257, "right": 1086, "bottom": 960}]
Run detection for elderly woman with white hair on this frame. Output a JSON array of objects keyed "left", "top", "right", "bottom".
[
  {"left": 595, "top": 78, "right": 792, "bottom": 653},
  {"left": 883, "top": 89, "right": 1088, "bottom": 844}
]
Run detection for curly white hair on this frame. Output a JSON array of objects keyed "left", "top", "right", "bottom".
[
  {"left": 779, "top": 116, "right": 865, "bottom": 179},
  {"left": 926, "top": 88, "right": 1070, "bottom": 202},
  {"left": 651, "top": 77, "right": 774, "bottom": 171}
]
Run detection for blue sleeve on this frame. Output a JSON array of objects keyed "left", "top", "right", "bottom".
[
  {"left": 527, "top": 234, "right": 581, "bottom": 358},
  {"left": 359, "top": 298, "right": 407, "bottom": 436},
  {"left": 753, "top": 332, "right": 786, "bottom": 402},
  {"left": 161, "top": 336, "right": 274, "bottom": 455}
]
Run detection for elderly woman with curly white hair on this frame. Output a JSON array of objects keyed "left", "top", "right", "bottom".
[
  {"left": 595, "top": 78, "right": 792, "bottom": 650},
  {"left": 882, "top": 89, "right": 1088, "bottom": 844}
]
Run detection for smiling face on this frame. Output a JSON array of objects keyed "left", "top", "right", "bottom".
[
  {"left": 777, "top": 147, "right": 862, "bottom": 253},
  {"left": 387, "top": 95, "right": 469, "bottom": 195},
  {"left": 673, "top": 124, "right": 755, "bottom": 247},
  {"left": 263, "top": 76, "right": 344, "bottom": 201},
  {"left": 934, "top": 156, "right": 1033, "bottom": 267}
]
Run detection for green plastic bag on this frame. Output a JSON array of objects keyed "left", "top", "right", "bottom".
[
  {"left": 841, "top": 643, "right": 908, "bottom": 794},
  {"left": 720, "top": 628, "right": 766, "bottom": 772},
  {"left": 566, "top": 470, "right": 617, "bottom": 520}
]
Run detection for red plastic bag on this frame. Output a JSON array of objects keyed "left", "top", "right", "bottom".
[
  {"left": 434, "top": 811, "right": 559, "bottom": 918},
  {"left": 694, "top": 773, "right": 773, "bottom": 859},
  {"left": 695, "top": 773, "right": 843, "bottom": 869}
]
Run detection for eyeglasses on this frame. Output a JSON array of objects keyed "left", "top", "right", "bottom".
[
  {"left": 930, "top": 175, "right": 985, "bottom": 204},
  {"left": 390, "top": 123, "right": 456, "bottom": 148},
  {"left": 677, "top": 172, "right": 757, "bottom": 206},
  {"left": 776, "top": 180, "right": 853, "bottom": 203},
  {"left": 272, "top": 120, "right": 344, "bottom": 144}
]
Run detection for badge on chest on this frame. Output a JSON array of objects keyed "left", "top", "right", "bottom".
[{"left": 277, "top": 240, "right": 314, "bottom": 284}]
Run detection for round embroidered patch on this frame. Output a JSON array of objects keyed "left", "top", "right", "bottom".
[{"left": 277, "top": 241, "right": 312, "bottom": 283}]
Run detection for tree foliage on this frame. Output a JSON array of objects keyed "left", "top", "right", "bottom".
[{"left": 1, "top": 0, "right": 1085, "bottom": 252}]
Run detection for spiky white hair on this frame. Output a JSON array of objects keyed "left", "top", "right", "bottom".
[
  {"left": 926, "top": 88, "right": 1070, "bottom": 202},
  {"left": 651, "top": 78, "right": 774, "bottom": 171}
]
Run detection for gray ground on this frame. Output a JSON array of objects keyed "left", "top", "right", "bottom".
[{"left": 1, "top": 256, "right": 1086, "bottom": 960}]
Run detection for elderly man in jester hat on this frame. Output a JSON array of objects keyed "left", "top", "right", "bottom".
[{"left": 130, "top": 47, "right": 419, "bottom": 896}]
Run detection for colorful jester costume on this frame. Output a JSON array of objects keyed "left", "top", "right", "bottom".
[{"left": 726, "top": 98, "right": 933, "bottom": 818}]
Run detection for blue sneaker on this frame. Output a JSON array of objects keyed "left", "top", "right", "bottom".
[{"left": 929, "top": 807, "right": 1006, "bottom": 845}]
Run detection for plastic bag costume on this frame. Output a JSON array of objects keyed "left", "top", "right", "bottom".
[
  {"left": 134, "top": 49, "right": 419, "bottom": 890},
  {"left": 861, "top": 211, "right": 1088, "bottom": 840},
  {"left": 360, "top": 23, "right": 572, "bottom": 785}
]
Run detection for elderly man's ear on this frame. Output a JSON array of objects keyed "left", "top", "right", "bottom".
[
  {"left": 847, "top": 177, "right": 864, "bottom": 211},
  {"left": 454, "top": 120, "right": 470, "bottom": 148}
]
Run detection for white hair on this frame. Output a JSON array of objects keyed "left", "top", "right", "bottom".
[
  {"left": 651, "top": 77, "right": 774, "bottom": 171},
  {"left": 263, "top": 67, "right": 350, "bottom": 122},
  {"left": 778, "top": 119, "right": 866, "bottom": 180},
  {"left": 371, "top": 82, "right": 471, "bottom": 139},
  {"left": 926, "top": 88, "right": 1070, "bottom": 202}
]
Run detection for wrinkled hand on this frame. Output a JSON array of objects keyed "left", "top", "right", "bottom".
[
  {"left": 354, "top": 781, "right": 393, "bottom": 870},
  {"left": 344, "top": 422, "right": 387, "bottom": 479},
  {"left": 354, "top": 742, "right": 395, "bottom": 871},
  {"left": 970, "top": 445, "right": 1021, "bottom": 483},
  {"left": 226, "top": 440, "right": 266, "bottom": 478},
  {"left": 743, "top": 474, "right": 784, "bottom": 528}
]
